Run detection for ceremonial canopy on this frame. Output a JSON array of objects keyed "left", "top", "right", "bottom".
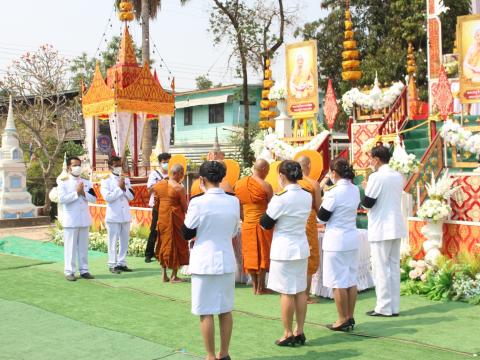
[{"left": 81, "top": 26, "right": 175, "bottom": 176}]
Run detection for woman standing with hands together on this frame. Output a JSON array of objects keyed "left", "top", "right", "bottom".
[{"left": 260, "top": 160, "right": 312, "bottom": 347}]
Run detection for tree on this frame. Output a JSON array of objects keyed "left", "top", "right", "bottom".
[
  {"left": 195, "top": 75, "right": 213, "bottom": 90},
  {"left": 70, "top": 36, "right": 143, "bottom": 90},
  {"left": 0, "top": 45, "right": 82, "bottom": 212},
  {"left": 200, "top": 0, "right": 291, "bottom": 166}
]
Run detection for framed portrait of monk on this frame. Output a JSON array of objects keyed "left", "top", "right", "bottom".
[
  {"left": 285, "top": 40, "right": 319, "bottom": 118},
  {"left": 458, "top": 14, "right": 480, "bottom": 103}
]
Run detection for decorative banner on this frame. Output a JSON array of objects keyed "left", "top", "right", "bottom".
[
  {"left": 286, "top": 40, "right": 319, "bottom": 119},
  {"left": 458, "top": 14, "right": 480, "bottom": 103},
  {"left": 323, "top": 79, "right": 338, "bottom": 130},
  {"left": 431, "top": 65, "right": 453, "bottom": 119},
  {"left": 294, "top": 150, "right": 323, "bottom": 181},
  {"left": 351, "top": 121, "right": 382, "bottom": 169},
  {"left": 157, "top": 115, "right": 172, "bottom": 153},
  {"left": 84, "top": 117, "right": 95, "bottom": 166},
  {"left": 97, "top": 134, "right": 112, "bottom": 155}
]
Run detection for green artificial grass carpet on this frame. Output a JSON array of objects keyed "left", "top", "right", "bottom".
[
  {"left": 0, "top": 252, "right": 478, "bottom": 359},
  {"left": 0, "top": 235, "right": 104, "bottom": 262}
]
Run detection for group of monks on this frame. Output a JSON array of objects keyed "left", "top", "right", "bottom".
[{"left": 149, "top": 155, "right": 321, "bottom": 301}]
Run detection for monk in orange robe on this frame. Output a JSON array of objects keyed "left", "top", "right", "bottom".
[
  {"left": 297, "top": 156, "right": 321, "bottom": 303},
  {"left": 190, "top": 161, "right": 234, "bottom": 196},
  {"left": 234, "top": 159, "right": 273, "bottom": 294},
  {"left": 153, "top": 164, "right": 189, "bottom": 283}
]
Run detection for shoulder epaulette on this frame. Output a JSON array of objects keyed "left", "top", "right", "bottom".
[
  {"left": 301, "top": 187, "right": 311, "bottom": 193},
  {"left": 324, "top": 184, "right": 337, "bottom": 192},
  {"left": 275, "top": 189, "right": 287, "bottom": 196},
  {"left": 189, "top": 193, "right": 205, "bottom": 200},
  {"left": 225, "top": 192, "right": 236, "bottom": 196}
]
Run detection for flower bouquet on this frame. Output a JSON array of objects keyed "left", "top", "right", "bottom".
[
  {"left": 388, "top": 137, "right": 420, "bottom": 175},
  {"left": 268, "top": 83, "right": 287, "bottom": 101}
]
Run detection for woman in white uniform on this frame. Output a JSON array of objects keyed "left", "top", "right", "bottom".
[
  {"left": 260, "top": 160, "right": 311, "bottom": 347},
  {"left": 183, "top": 161, "right": 240, "bottom": 360},
  {"left": 318, "top": 158, "right": 360, "bottom": 331}
]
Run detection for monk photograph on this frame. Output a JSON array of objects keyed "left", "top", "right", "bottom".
[
  {"left": 286, "top": 40, "right": 319, "bottom": 117},
  {"left": 458, "top": 14, "right": 480, "bottom": 103}
]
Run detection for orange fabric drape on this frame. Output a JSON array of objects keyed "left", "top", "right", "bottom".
[
  {"left": 298, "top": 179, "right": 320, "bottom": 275},
  {"left": 235, "top": 176, "right": 272, "bottom": 272},
  {"left": 153, "top": 181, "right": 189, "bottom": 269}
]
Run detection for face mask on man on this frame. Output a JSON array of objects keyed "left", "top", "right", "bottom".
[
  {"left": 71, "top": 166, "right": 82, "bottom": 177},
  {"left": 112, "top": 167, "right": 122, "bottom": 176},
  {"left": 161, "top": 163, "right": 169, "bottom": 171}
]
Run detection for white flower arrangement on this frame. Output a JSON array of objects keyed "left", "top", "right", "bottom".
[
  {"left": 453, "top": 273, "right": 480, "bottom": 300},
  {"left": 341, "top": 77, "right": 404, "bottom": 114},
  {"left": 464, "top": 133, "right": 480, "bottom": 156},
  {"left": 440, "top": 119, "right": 472, "bottom": 149},
  {"left": 425, "top": 170, "right": 461, "bottom": 201},
  {"left": 255, "top": 130, "right": 330, "bottom": 160},
  {"left": 388, "top": 137, "right": 420, "bottom": 175},
  {"left": 407, "top": 259, "right": 428, "bottom": 282},
  {"left": 417, "top": 199, "right": 452, "bottom": 221},
  {"left": 268, "top": 83, "right": 287, "bottom": 101}
]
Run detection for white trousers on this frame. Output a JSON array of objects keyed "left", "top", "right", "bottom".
[
  {"left": 106, "top": 222, "right": 130, "bottom": 267},
  {"left": 370, "top": 238, "right": 401, "bottom": 315},
  {"left": 64, "top": 227, "right": 90, "bottom": 276}
]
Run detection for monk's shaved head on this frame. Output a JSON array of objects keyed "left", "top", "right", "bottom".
[
  {"left": 297, "top": 156, "right": 311, "bottom": 176},
  {"left": 253, "top": 158, "right": 270, "bottom": 179},
  {"left": 170, "top": 163, "right": 184, "bottom": 175}
]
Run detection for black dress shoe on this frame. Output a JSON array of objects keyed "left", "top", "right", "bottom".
[
  {"left": 80, "top": 272, "right": 95, "bottom": 279},
  {"left": 366, "top": 310, "right": 392, "bottom": 317},
  {"left": 216, "top": 356, "right": 231, "bottom": 360},
  {"left": 109, "top": 267, "right": 121, "bottom": 274},
  {"left": 348, "top": 318, "right": 356, "bottom": 329},
  {"left": 117, "top": 265, "right": 133, "bottom": 272},
  {"left": 294, "top": 333, "right": 306, "bottom": 345},
  {"left": 145, "top": 257, "right": 152, "bottom": 263},
  {"left": 275, "top": 336, "right": 296, "bottom": 346},
  {"left": 392, "top": 313, "right": 399, "bottom": 317},
  {"left": 327, "top": 321, "right": 351, "bottom": 331}
]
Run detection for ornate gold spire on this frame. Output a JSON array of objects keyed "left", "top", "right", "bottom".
[
  {"left": 342, "top": 1, "right": 362, "bottom": 82},
  {"left": 118, "top": 26, "right": 138, "bottom": 66},
  {"left": 407, "top": 42, "right": 416, "bottom": 76},
  {"left": 259, "top": 58, "right": 277, "bottom": 129}
]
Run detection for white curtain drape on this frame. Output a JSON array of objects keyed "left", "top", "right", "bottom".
[
  {"left": 127, "top": 113, "right": 146, "bottom": 159},
  {"left": 109, "top": 112, "right": 132, "bottom": 158},
  {"left": 84, "top": 117, "right": 95, "bottom": 167},
  {"left": 157, "top": 115, "right": 172, "bottom": 153}
]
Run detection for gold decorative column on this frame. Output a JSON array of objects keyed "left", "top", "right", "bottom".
[
  {"left": 118, "top": 1, "right": 134, "bottom": 21},
  {"left": 259, "top": 58, "right": 277, "bottom": 130},
  {"left": 342, "top": 1, "right": 362, "bottom": 82}
]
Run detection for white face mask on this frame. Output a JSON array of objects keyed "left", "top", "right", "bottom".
[
  {"left": 112, "top": 167, "right": 122, "bottom": 176},
  {"left": 161, "top": 163, "right": 169, "bottom": 171},
  {"left": 71, "top": 166, "right": 82, "bottom": 177}
]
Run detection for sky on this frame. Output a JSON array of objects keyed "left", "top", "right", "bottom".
[{"left": 0, "top": 0, "right": 323, "bottom": 92}]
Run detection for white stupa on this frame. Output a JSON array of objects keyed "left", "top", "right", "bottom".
[{"left": 0, "top": 96, "right": 36, "bottom": 219}]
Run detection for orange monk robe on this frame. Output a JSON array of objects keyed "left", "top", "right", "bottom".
[
  {"left": 298, "top": 179, "right": 320, "bottom": 275},
  {"left": 234, "top": 176, "right": 273, "bottom": 272},
  {"left": 190, "top": 178, "right": 234, "bottom": 197},
  {"left": 153, "top": 181, "right": 189, "bottom": 269}
]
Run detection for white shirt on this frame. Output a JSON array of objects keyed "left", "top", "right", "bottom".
[
  {"left": 266, "top": 184, "right": 311, "bottom": 261},
  {"left": 184, "top": 188, "right": 240, "bottom": 275},
  {"left": 147, "top": 169, "right": 168, "bottom": 207},
  {"left": 58, "top": 175, "right": 96, "bottom": 228},
  {"left": 320, "top": 179, "right": 360, "bottom": 251},
  {"left": 364, "top": 164, "right": 407, "bottom": 242},
  {"left": 100, "top": 174, "right": 134, "bottom": 223}
]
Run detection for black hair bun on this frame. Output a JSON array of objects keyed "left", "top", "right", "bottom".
[
  {"left": 279, "top": 160, "right": 303, "bottom": 182},
  {"left": 199, "top": 161, "right": 226, "bottom": 184}
]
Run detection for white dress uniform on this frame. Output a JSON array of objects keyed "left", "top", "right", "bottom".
[
  {"left": 100, "top": 174, "right": 135, "bottom": 268},
  {"left": 265, "top": 184, "right": 311, "bottom": 295},
  {"left": 364, "top": 164, "right": 407, "bottom": 315},
  {"left": 147, "top": 169, "right": 167, "bottom": 207},
  {"left": 58, "top": 175, "right": 97, "bottom": 276},
  {"left": 184, "top": 188, "right": 240, "bottom": 316},
  {"left": 318, "top": 179, "right": 360, "bottom": 289}
]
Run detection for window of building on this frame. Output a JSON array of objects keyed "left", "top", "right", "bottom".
[
  {"left": 209, "top": 103, "right": 225, "bottom": 123},
  {"left": 184, "top": 107, "right": 193, "bottom": 126}
]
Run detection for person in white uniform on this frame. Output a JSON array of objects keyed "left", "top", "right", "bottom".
[
  {"left": 260, "top": 160, "right": 311, "bottom": 347},
  {"left": 100, "top": 156, "right": 135, "bottom": 274},
  {"left": 183, "top": 161, "right": 240, "bottom": 360},
  {"left": 363, "top": 145, "right": 407, "bottom": 317},
  {"left": 58, "top": 156, "right": 97, "bottom": 281},
  {"left": 317, "top": 158, "right": 360, "bottom": 331},
  {"left": 145, "top": 152, "right": 171, "bottom": 263}
]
